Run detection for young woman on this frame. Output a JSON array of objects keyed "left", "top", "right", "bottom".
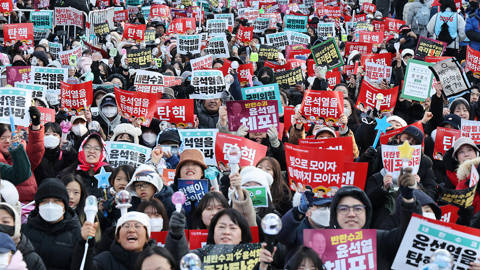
[
  {"left": 135, "top": 246, "right": 178, "bottom": 270},
  {"left": 256, "top": 157, "right": 292, "bottom": 215},
  {"left": 284, "top": 246, "right": 325, "bottom": 270},
  {"left": 137, "top": 199, "right": 169, "bottom": 232},
  {"left": 190, "top": 192, "right": 229, "bottom": 229}
]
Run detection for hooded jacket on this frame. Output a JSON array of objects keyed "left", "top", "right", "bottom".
[
  {"left": 93, "top": 93, "right": 127, "bottom": 138},
  {"left": 329, "top": 186, "right": 420, "bottom": 270},
  {"left": 465, "top": 9, "right": 480, "bottom": 51}
]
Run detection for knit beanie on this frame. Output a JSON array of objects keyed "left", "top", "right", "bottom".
[{"left": 34, "top": 178, "right": 69, "bottom": 208}]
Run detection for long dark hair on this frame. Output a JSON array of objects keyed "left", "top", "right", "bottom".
[
  {"left": 137, "top": 198, "right": 169, "bottom": 230},
  {"left": 190, "top": 192, "right": 229, "bottom": 229},
  {"left": 0, "top": 124, "right": 11, "bottom": 137},
  {"left": 285, "top": 246, "right": 325, "bottom": 270},
  {"left": 44, "top": 122, "right": 61, "bottom": 136},
  {"left": 61, "top": 173, "right": 87, "bottom": 221},
  {"left": 256, "top": 157, "right": 291, "bottom": 208},
  {"left": 135, "top": 246, "right": 178, "bottom": 270},
  {"left": 440, "top": 0, "right": 456, "bottom": 11},
  {"left": 206, "top": 208, "right": 252, "bottom": 245},
  {"left": 108, "top": 165, "right": 135, "bottom": 187}
]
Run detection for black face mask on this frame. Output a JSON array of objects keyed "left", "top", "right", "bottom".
[{"left": 0, "top": 223, "right": 14, "bottom": 236}]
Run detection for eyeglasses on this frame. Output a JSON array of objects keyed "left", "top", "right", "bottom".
[
  {"left": 121, "top": 222, "right": 144, "bottom": 231},
  {"left": 134, "top": 183, "right": 150, "bottom": 190},
  {"left": 337, "top": 205, "right": 366, "bottom": 216},
  {"left": 0, "top": 135, "right": 11, "bottom": 142},
  {"left": 84, "top": 145, "right": 102, "bottom": 152}
]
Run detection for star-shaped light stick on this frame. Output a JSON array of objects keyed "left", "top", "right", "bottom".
[
  {"left": 397, "top": 140, "right": 414, "bottom": 168},
  {"left": 95, "top": 167, "right": 112, "bottom": 200},
  {"left": 372, "top": 116, "right": 391, "bottom": 149}
]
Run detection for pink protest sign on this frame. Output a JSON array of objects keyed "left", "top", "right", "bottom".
[
  {"left": 226, "top": 100, "right": 279, "bottom": 133},
  {"left": 304, "top": 229, "right": 377, "bottom": 270}
]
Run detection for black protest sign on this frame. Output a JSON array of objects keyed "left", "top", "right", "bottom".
[
  {"left": 439, "top": 185, "right": 477, "bottom": 208},
  {"left": 414, "top": 36, "right": 446, "bottom": 60},
  {"left": 275, "top": 67, "right": 304, "bottom": 87},
  {"left": 94, "top": 23, "right": 110, "bottom": 37},
  {"left": 311, "top": 38, "right": 343, "bottom": 70},
  {"left": 258, "top": 45, "right": 278, "bottom": 61},
  {"left": 429, "top": 58, "right": 471, "bottom": 98},
  {"left": 202, "top": 243, "right": 261, "bottom": 269},
  {"left": 127, "top": 48, "right": 153, "bottom": 69}
]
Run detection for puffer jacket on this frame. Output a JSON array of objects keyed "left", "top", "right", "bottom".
[
  {"left": 465, "top": 9, "right": 480, "bottom": 51},
  {"left": 17, "top": 233, "right": 46, "bottom": 270},
  {"left": 0, "top": 126, "right": 44, "bottom": 202}
]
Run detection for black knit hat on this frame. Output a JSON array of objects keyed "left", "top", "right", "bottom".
[
  {"left": 401, "top": 126, "right": 424, "bottom": 145},
  {"left": 34, "top": 178, "right": 69, "bottom": 207},
  {"left": 157, "top": 129, "right": 181, "bottom": 145}
]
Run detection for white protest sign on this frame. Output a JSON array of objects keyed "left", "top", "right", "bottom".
[
  {"left": 106, "top": 141, "right": 152, "bottom": 168},
  {"left": 381, "top": 144, "right": 422, "bottom": 180},
  {"left": 0, "top": 88, "right": 32, "bottom": 127},
  {"left": 179, "top": 129, "right": 218, "bottom": 166}
]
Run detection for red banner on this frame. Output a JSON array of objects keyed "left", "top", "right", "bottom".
[
  {"left": 433, "top": 127, "right": 461, "bottom": 160},
  {"left": 361, "top": 53, "right": 392, "bottom": 67},
  {"left": 325, "top": 71, "right": 341, "bottom": 89},
  {"left": 166, "top": 18, "right": 196, "bottom": 35},
  {"left": 372, "top": 20, "right": 385, "bottom": 32},
  {"left": 424, "top": 56, "right": 452, "bottom": 63},
  {"left": 379, "top": 121, "right": 424, "bottom": 145},
  {"left": 345, "top": 42, "right": 372, "bottom": 56},
  {"left": 384, "top": 17, "right": 405, "bottom": 32},
  {"left": 466, "top": 46, "right": 480, "bottom": 74},
  {"left": 3, "top": 23, "right": 33, "bottom": 46},
  {"left": 154, "top": 99, "right": 195, "bottom": 128},
  {"left": 114, "top": 87, "right": 157, "bottom": 127},
  {"left": 150, "top": 4, "right": 170, "bottom": 20},
  {"left": 60, "top": 81, "right": 93, "bottom": 112},
  {"left": 362, "top": 2, "right": 376, "bottom": 13},
  {"left": 285, "top": 143, "right": 345, "bottom": 192},
  {"left": 264, "top": 59, "right": 305, "bottom": 73},
  {"left": 0, "top": 0, "right": 13, "bottom": 14},
  {"left": 114, "top": 10, "right": 128, "bottom": 22},
  {"left": 188, "top": 227, "right": 259, "bottom": 250},
  {"left": 355, "top": 80, "right": 398, "bottom": 113},
  {"left": 215, "top": 133, "right": 267, "bottom": 168},
  {"left": 316, "top": 5, "right": 342, "bottom": 18},
  {"left": 440, "top": 205, "right": 459, "bottom": 224},
  {"left": 236, "top": 25, "right": 254, "bottom": 45},
  {"left": 123, "top": 23, "right": 146, "bottom": 42},
  {"left": 358, "top": 31, "right": 384, "bottom": 45},
  {"left": 298, "top": 137, "right": 354, "bottom": 162},
  {"left": 300, "top": 90, "right": 344, "bottom": 124},
  {"left": 237, "top": 62, "right": 254, "bottom": 85},
  {"left": 38, "top": 107, "right": 56, "bottom": 125}
]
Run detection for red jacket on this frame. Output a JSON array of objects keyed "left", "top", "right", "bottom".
[{"left": 0, "top": 126, "right": 44, "bottom": 203}]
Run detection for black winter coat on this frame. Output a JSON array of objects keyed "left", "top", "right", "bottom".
[
  {"left": 196, "top": 102, "right": 219, "bottom": 129},
  {"left": 17, "top": 233, "right": 46, "bottom": 270},
  {"left": 34, "top": 146, "right": 77, "bottom": 185},
  {"left": 22, "top": 209, "right": 82, "bottom": 270}
]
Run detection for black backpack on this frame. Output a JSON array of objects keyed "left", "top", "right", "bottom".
[{"left": 437, "top": 14, "right": 455, "bottom": 45}]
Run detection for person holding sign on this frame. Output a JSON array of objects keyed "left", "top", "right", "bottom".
[
  {"left": 256, "top": 157, "right": 292, "bottom": 215},
  {"left": 454, "top": 138, "right": 480, "bottom": 214}
]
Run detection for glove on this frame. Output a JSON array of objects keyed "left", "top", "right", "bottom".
[
  {"left": 29, "top": 106, "right": 41, "bottom": 126},
  {"left": 298, "top": 190, "right": 314, "bottom": 214},
  {"left": 398, "top": 167, "right": 415, "bottom": 200},
  {"left": 169, "top": 211, "right": 186, "bottom": 237},
  {"left": 364, "top": 146, "right": 377, "bottom": 160},
  {"left": 267, "top": 126, "right": 280, "bottom": 148},
  {"left": 236, "top": 125, "right": 249, "bottom": 137}
]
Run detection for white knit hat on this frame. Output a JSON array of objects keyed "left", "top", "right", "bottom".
[
  {"left": 126, "top": 164, "right": 163, "bottom": 195},
  {"left": 0, "top": 180, "right": 19, "bottom": 206},
  {"left": 112, "top": 123, "right": 142, "bottom": 144},
  {"left": 387, "top": 115, "right": 407, "bottom": 128},
  {"left": 240, "top": 166, "right": 273, "bottom": 201},
  {"left": 115, "top": 211, "right": 151, "bottom": 237}
]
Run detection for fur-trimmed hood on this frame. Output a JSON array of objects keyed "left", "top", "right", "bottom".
[{"left": 456, "top": 157, "right": 480, "bottom": 181}]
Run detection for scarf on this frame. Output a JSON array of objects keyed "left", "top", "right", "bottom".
[{"left": 76, "top": 133, "right": 109, "bottom": 172}]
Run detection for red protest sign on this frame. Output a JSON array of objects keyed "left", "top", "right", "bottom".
[
  {"left": 300, "top": 90, "right": 344, "bottom": 124},
  {"left": 362, "top": 2, "right": 376, "bottom": 13},
  {"left": 151, "top": 230, "right": 188, "bottom": 246},
  {"left": 166, "top": 18, "right": 196, "bottom": 35},
  {"left": 379, "top": 121, "right": 424, "bottom": 145},
  {"left": 114, "top": 87, "right": 157, "bottom": 127},
  {"left": 358, "top": 31, "right": 384, "bottom": 45},
  {"left": 361, "top": 53, "right": 392, "bottom": 67},
  {"left": 285, "top": 143, "right": 345, "bottom": 191},
  {"left": 460, "top": 119, "right": 480, "bottom": 144},
  {"left": 150, "top": 4, "right": 170, "bottom": 20},
  {"left": 384, "top": 17, "right": 405, "bottom": 32},
  {"left": 6, "top": 66, "right": 31, "bottom": 86},
  {"left": 123, "top": 23, "right": 146, "bottom": 42},
  {"left": 155, "top": 99, "right": 195, "bottom": 128},
  {"left": 227, "top": 100, "right": 279, "bottom": 133},
  {"left": 355, "top": 80, "right": 398, "bottom": 113},
  {"left": 440, "top": 205, "right": 459, "bottom": 224},
  {"left": 433, "top": 127, "right": 461, "bottom": 160},
  {"left": 316, "top": 5, "right": 342, "bottom": 18},
  {"left": 3, "top": 23, "right": 33, "bottom": 46},
  {"left": 298, "top": 137, "right": 354, "bottom": 162},
  {"left": 0, "top": 0, "right": 13, "bottom": 14},
  {"left": 38, "top": 107, "right": 56, "bottom": 125},
  {"left": 304, "top": 229, "right": 377, "bottom": 269},
  {"left": 466, "top": 46, "right": 480, "bottom": 74},
  {"left": 345, "top": 42, "right": 373, "bottom": 56},
  {"left": 114, "top": 10, "right": 128, "bottom": 22},
  {"left": 372, "top": 20, "right": 385, "bottom": 32},
  {"left": 236, "top": 25, "right": 254, "bottom": 45},
  {"left": 325, "top": 71, "right": 341, "bottom": 89},
  {"left": 60, "top": 81, "right": 93, "bottom": 112},
  {"left": 215, "top": 133, "right": 267, "bottom": 168},
  {"left": 237, "top": 62, "right": 254, "bottom": 85},
  {"left": 424, "top": 56, "right": 452, "bottom": 63}
]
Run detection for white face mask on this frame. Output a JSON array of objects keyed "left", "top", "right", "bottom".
[
  {"left": 102, "top": 106, "right": 118, "bottom": 118},
  {"left": 71, "top": 124, "right": 88, "bottom": 137},
  {"left": 44, "top": 135, "right": 60, "bottom": 149},
  {"left": 344, "top": 107, "right": 352, "bottom": 118},
  {"left": 0, "top": 252, "right": 10, "bottom": 268},
  {"left": 310, "top": 207, "right": 330, "bottom": 227},
  {"left": 150, "top": 217, "right": 163, "bottom": 232},
  {"left": 39, "top": 202, "right": 64, "bottom": 223},
  {"left": 423, "top": 211, "right": 436, "bottom": 220},
  {"left": 142, "top": 132, "right": 157, "bottom": 146}
]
